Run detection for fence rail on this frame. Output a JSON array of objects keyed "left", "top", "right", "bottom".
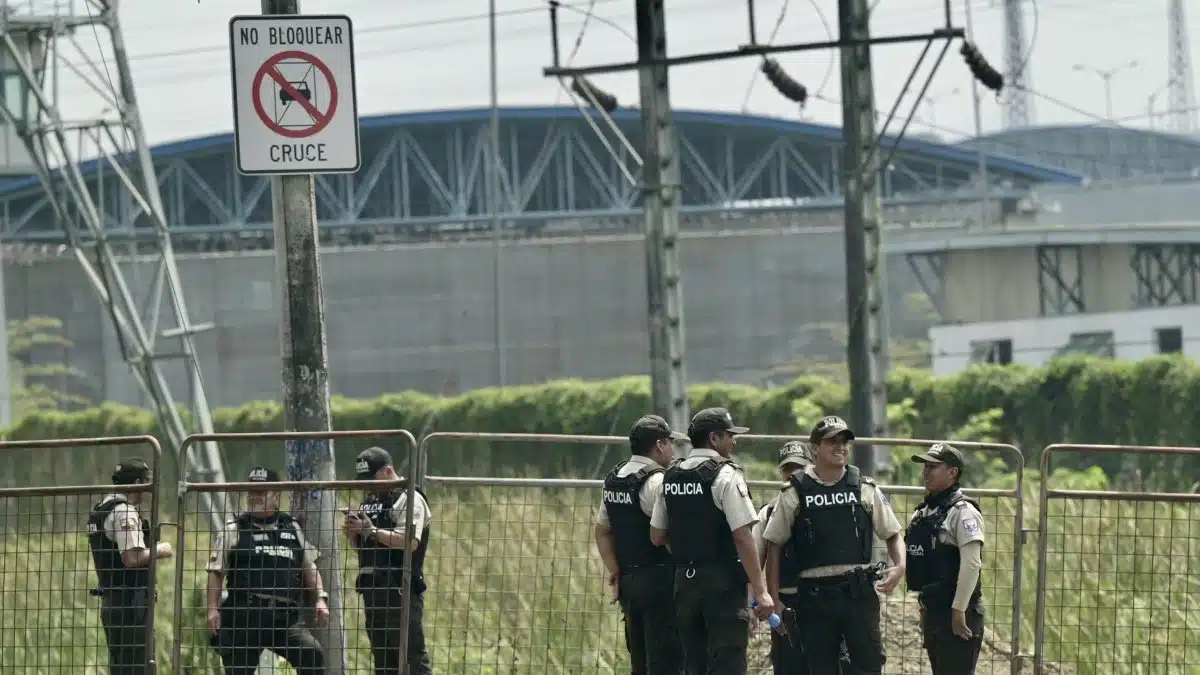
[{"left": 2, "top": 431, "right": 1200, "bottom": 673}]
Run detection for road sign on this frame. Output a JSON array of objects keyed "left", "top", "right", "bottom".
[{"left": 229, "top": 15, "right": 360, "bottom": 175}]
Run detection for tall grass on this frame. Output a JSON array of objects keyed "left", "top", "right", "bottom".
[{"left": 0, "top": 475, "right": 1196, "bottom": 674}]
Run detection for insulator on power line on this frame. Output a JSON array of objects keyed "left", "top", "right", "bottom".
[
  {"left": 570, "top": 76, "right": 618, "bottom": 113},
  {"left": 959, "top": 41, "right": 1004, "bottom": 94},
  {"left": 761, "top": 58, "right": 808, "bottom": 105}
]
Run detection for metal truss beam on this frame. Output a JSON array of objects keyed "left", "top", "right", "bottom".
[
  {"left": 1131, "top": 243, "right": 1200, "bottom": 307},
  {"left": 0, "top": 112, "right": 1048, "bottom": 241},
  {"left": 905, "top": 251, "right": 945, "bottom": 318},
  {"left": 1036, "top": 245, "right": 1084, "bottom": 316},
  {"left": 0, "top": 1, "right": 228, "bottom": 531}
]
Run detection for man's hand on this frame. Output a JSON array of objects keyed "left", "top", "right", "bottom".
[
  {"left": 155, "top": 542, "right": 174, "bottom": 559},
  {"left": 206, "top": 608, "right": 221, "bottom": 636},
  {"left": 343, "top": 511, "right": 370, "bottom": 535},
  {"left": 751, "top": 591, "right": 775, "bottom": 621},
  {"left": 606, "top": 571, "right": 620, "bottom": 604},
  {"left": 874, "top": 566, "right": 904, "bottom": 594},
  {"left": 315, "top": 599, "right": 330, "bottom": 626},
  {"left": 951, "top": 609, "right": 973, "bottom": 640}
]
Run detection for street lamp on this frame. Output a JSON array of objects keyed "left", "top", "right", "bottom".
[{"left": 1072, "top": 60, "right": 1139, "bottom": 120}]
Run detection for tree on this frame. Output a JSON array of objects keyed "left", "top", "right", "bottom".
[{"left": 8, "top": 316, "right": 89, "bottom": 419}]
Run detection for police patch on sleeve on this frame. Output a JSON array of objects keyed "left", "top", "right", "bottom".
[
  {"left": 118, "top": 518, "right": 139, "bottom": 531},
  {"left": 962, "top": 517, "right": 981, "bottom": 536}
]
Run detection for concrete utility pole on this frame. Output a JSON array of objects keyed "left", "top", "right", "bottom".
[
  {"left": 635, "top": 0, "right": 690, "bottom": 433},
  {"left": 838, "top": 0, "right": 889, "bottom": 475},
  {"left": 261, "top": 0, "right": 346, "bottom": 672}
]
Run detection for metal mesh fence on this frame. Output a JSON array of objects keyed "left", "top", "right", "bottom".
[
  {"left": 417, "top": 432, "right": 1027, "bottom": 675},
  {"left": 1035, "top": 444, "right": 1200, "bottom": 675},
  {"left": 0, "top": 436, "right": 163, "bottom": 674},
  {"left": 170, "top": 429, "right": 420, "bottom": 675}
]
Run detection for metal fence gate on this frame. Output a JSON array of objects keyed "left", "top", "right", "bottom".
[{"left": 1034, "top": 443, "right": 1200, "bottom": 675}]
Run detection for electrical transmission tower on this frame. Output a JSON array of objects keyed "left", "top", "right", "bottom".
[
  {"left": 0, "top": 0, "right": 229, "bottom": 532},
  {"left": 1002, "top": 0, "right": 1033, "bottom": 128},
  {"left": 1167, "top": 0, "right": 1196, "bottom": 134}
]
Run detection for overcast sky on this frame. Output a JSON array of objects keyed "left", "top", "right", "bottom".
[{"left": 65, "top": 0, "right": 1200, "bottom": 146}]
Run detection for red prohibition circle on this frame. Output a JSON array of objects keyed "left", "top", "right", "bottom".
[{"left": 251, "top": 50, "right": 339, "bottom": 139}]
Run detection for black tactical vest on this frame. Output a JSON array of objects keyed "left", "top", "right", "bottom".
[
  {"left": 603, "top": 461, "right": 670, "bottom": 570},
  {"left": 662, "top": 457, "right": 746, "bottom": 578},
  {"left": 356, "top": 485, "right": 431, "bottom": 593},
  {"left": 764, "top": 502, "right": 801, "bottom": 588},
  {"left": 788, "top": 466, "right": 873, "bottom": 572},
  {"left": 225, "top": 512, "right": 307, "bottom": 606},
  {"left": 904, "top": 489, "right": 984, "bottom": 611},
  {"left": 87, "top": 496, "right": 151, "bottom": 591}
]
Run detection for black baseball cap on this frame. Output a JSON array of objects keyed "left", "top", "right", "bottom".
[
  {"left": 247, "top": 466, "right": 281, "bottom": 483},
  {"left": 689, "top": 407, "right": 749, "bottom": 437},
  {"left": 112, "top": 458, "right": 151, "bottom": 485},
  {"left": 809, "top": 416, "right": 855, "bottom": 443},
  {"left": 356, "top": 447, "right": 392, "bottom": 478},
  {"left": 777, "top": 441, "right": 812, "bottom": 469},
  {"left": 911, "top": 443, "right": 965, "bottom": 471},
  {"left": 630, "top": 415, "right": 687, "bottom": 447}
]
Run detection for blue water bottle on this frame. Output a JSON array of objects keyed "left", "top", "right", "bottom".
[{"left": 750, "top": 600, "right": 782, "bottom": 630}]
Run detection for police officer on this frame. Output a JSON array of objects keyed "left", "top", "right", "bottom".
[
  {"left": 751, "top": 442, "right": 812, "bottom": 675},
  {"left": 88, "top": 458, "right": 173, "bottom": 675},
  {"left": 763, "top": 416, "right": 905, "bottom": 675},
  {"left": 205, "top": 467, "right": 327, "bottom": 674},
  {"left": 650, "top": 407, "right": 774, "bottom": 675},
  {"left": 344, "top": 446, "right": 434, "bottom": 675},
  {"left": 595, "top": 415, "right": 686, "bottom": 675},
  {"left": 906, "top": 444, "right": 986, "bottom": 675}
]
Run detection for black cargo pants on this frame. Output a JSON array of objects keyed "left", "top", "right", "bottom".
[
  {"left": 920, "top": 605, "right": 985, "bottom": 675},
  {"left": 674, "top": 565, "right": 750, "bottom": 675},
  {"left": 792, "top": 572, "right": 885, "bottom": 675},
  {"left": 620, "top": 566, "right": 683, "bottom": 675},
  {"left": 211, "top": 598, "right": 325, "bottom": 675},
  {"left": 99, "top": 588, "right": 151, "bottom": 675},
  {"left": 360, "top": 587, "right": 433, "bottom": 675}
]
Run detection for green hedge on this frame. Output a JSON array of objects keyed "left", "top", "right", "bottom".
[{"left": 5, "top": 355, "right": 1200, "bottom": 488}]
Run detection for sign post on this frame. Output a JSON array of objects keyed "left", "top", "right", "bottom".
[{"left": 229, "top": 4, "right": 359, "bottom": 674}]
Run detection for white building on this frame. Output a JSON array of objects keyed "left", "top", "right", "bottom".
[{"left": 930, "top": 305, "right": 1199, "bottom": 376}]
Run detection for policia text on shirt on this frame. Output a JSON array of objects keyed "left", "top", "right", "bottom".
[
  {"left": 205, "top": 467, "right": 329, "bottom": 675},
  {"left": 87, "top": 458, "right": 173, "bottom": 675}
]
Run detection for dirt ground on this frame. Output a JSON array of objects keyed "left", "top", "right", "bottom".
[{"left": 744, "top": 597, "right": 1071, "bottom": 675}]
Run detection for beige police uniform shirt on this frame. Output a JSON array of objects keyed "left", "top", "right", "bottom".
[
  {"left": 595, "top": 455, "right": 663, "bottom": 530},
  {"left": 98, "top": 493, "right": 147, "bottom": 554},
  {"left": 763, "top": 465, "right": 901, "bottom": 578},
  {"left": 650, "top": 448, "right": 758, "bottom": 533},
  {"left": 206, "top": 514, "right": 321, "bottom": 575},
  {"left": 909, "top": 495, "right": 985, "bottom": 611},
  {"left": 387, "top": 490, "right": 433, "bottom": 543}
]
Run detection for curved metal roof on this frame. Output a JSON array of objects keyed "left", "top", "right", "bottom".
[
  {"left": 0, "top": 106, "right": 1082, "bottom": 196},
  {"left": 957, "top": 124, "right": 1200, "bottom": 180}
]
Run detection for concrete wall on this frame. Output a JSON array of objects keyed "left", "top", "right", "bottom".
[
  {"left": 930, "top": 305, "right": 1200, "bottom": 375},
  {"left": 942, "top": 244, "right": 1138, "bottom": 323},
  {"left": 3, "top": 225, "right": 928, "bottom": 410}
]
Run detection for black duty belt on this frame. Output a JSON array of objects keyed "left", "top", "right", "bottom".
[{"left": 232, "top": 592, "right": 299, "bottom": 610}]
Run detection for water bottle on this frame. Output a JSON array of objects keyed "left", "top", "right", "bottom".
[{"left": 750, "top": 600, "right": 782, "bottom": 630}]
